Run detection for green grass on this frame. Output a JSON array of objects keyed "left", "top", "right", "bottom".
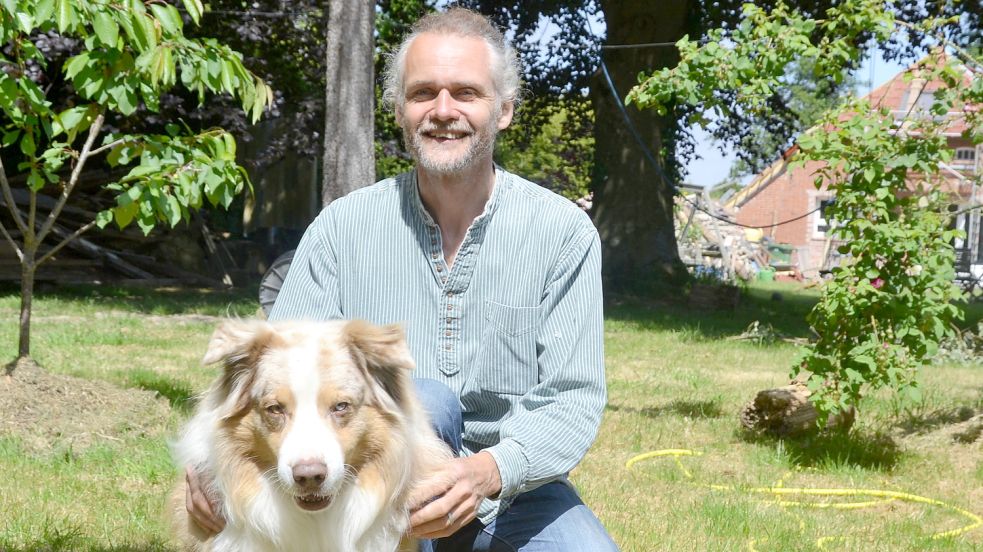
[{"left": 0, "top": 281, "right": 981, "bottom": 551}]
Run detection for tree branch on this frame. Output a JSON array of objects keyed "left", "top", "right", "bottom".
[
  {"left": 35, "top": 219, "right": 98, "bottom": 267},
  {"left": 894, "top": 20, "right": 983, "bottom": 73},
  {"left": 37, "top": 112, "right": 105, "bottom": 244},
  {"left": 0, "top": 156, "right": 29, "bottom": 236},
  {"left": 89, "top": 137, "right": 128, "bottom": 158},
  {"left": 0, "top": 219, "right": 24, "bottom": 262}
]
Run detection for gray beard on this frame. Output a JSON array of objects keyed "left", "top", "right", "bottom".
[{"left": 403, "top": 120, "right": 498, "bottom": 175}]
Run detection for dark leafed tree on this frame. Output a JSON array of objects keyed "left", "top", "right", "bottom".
[
  {"left": 323, "top": 0, "right": 377, "bottom": 205},
  {"left": 455, "top": 0, "right": 983, "bottom": 297}
]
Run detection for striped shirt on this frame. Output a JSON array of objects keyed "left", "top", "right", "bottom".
[{"left": 269, "top": 167, "right": 606, "bottom": 524}]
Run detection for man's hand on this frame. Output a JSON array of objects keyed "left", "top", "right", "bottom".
[
  {"left": 407, "top": 451, "right": 502, "bottom": 539},
  {"left": 185, "top": 465, "right": 226, "bottom": 535}
]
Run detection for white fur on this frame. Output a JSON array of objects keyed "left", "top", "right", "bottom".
[{"left": 170, "top": 320, "right": 449, "bottom": 552}]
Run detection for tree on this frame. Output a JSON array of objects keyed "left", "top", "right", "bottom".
[
  {"left": 496, "top": 97, "right": 593, "bottom": 201},
  {"left": 456, "top": 1, "right": 983, "bottom": 297},
  {"left": 628, "top": 0, "right": 979, "bottom": 420},
  {"left": 322, "top": 0, "right": 375, "bottom": 205},
  {"left": 0, "top": 0, "right": 271, "bottom": 365}
]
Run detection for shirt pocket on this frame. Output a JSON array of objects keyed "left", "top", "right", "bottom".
[{"left": 476, "top": 300, "right": 540, "bottom": 395}]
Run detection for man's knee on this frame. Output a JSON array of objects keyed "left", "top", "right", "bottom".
[{"left": 413, "top": 378, "right": 463, "bottom": 453}]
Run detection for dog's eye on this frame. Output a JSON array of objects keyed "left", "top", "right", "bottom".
[
  {"left": 266, "top": 403, "right": 285, "bottom": 416},
  {"left": 332, "top": 402, "right": 350, "bottom": 413}
]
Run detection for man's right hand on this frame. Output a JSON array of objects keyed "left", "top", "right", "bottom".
[{"left": 185, "top": 466, "right": 226, "bottom": 534}]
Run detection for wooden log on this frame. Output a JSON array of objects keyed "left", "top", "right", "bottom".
[{"left": 739, "top": 383, "right": 854, "bottom": 437}]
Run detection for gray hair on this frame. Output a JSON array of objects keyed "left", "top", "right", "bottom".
[{"left": 381, "top": 7, "right": 523, "bottom": 111}]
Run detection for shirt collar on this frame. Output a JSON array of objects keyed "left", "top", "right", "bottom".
[{"left": 409, "top": 165, "right": 506, "bottom": 230}]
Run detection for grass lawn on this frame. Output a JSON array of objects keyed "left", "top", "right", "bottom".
[{"left": 0, "top": 281, "right": 981, "bottom": 551}]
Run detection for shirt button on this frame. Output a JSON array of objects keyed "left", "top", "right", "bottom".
[
  {"left": 446, "top": 305, "right": 453, "bottom": 311},
  {"left": 445, "top": 330, "right": 452, "bottom": 336},
  {"left": 431, "top": 253, "right": 438, "bottom": 260},
  {"left": 447, "top": 292, "right": 453, "bottom": 298},
  {"left": 446, "top": 317, "right": 452, "bottom": 323},
  {"left": 441, "top": 277, "right": 447, "bottom": 284},
  {"left": 436, "top": 265, "right": 443, "bottom": 272},
  {"left": 444, "top": 344, "right": 452, "bottom": 350}
]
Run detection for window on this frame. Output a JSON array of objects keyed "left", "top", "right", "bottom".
[
  {"left": 815, "top": 197, "right": 836, "bottom": 237},
  {"left": 955, "top": 147, "right": 976, "bottom": 166}
]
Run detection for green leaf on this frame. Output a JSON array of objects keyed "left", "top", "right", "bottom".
[
  {"left": 181, "top": 0, "right": 204, "bottom": 24},
  {"left": 55, "top": 0, "right": 76, "bottom": 33},
  {"left": 118, "top": 184, "right": 142, "bottom": 206},
  {"left": 2, "top": 129, "right": 20, "bottom": 148},
  {"left": 20, "top": 132, "right": 36, "bottom": 156},
  {"left": 92, "top": 11, "right": 120, "bottom": 47},
  {"left": 113, "top": 200, "right": 139, "bottom": 228},
  {"left": 150, "top": 4, "right": 183, "bottom": 36},
  {"left": 14, "top": 10, "right": 34, "bottom": 33},
  {"left": 125, "top": 11, "right": 156, "bottom": 52},
  {"left": 64, "top": 53, "right": 90, "bottom": 80},
  {"left": 165, "top": 194, "right": 182, "bottom": 226},
  {"left": 95, "top": 209, "right": 114, "bottom": 229},
  {"left": 0, "top": 0, "right": 17, "bottom": 17},
  {"left": 27, "top": 168, "right": 44, "bottom": 190},
  {"left": 51, "top": 106, "right": 90, "bottom": 140},
  {"left": 35, "top": 0, "right": 56, "bottom": 21}
]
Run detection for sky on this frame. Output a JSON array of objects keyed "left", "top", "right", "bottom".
[{"left": 684, "top": 51, "right": 910, "bottom": 188}]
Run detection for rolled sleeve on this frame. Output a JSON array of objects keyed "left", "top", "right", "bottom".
[{"left": 484, "top": 437, "right": 529, "bottom": 499}]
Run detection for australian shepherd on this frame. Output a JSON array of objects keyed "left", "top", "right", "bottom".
[{"left": 168, "top": 319, "right": 451, "bottom": 552}]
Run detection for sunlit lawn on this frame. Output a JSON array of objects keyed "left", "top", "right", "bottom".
[{"left": 0, "top": 281, "right": 981, "bottom": 551}]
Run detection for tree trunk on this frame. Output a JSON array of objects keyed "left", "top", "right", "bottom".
[
  {"left": 322, "top": 0, "right": 377, "bottom": 207},
  {"left": 18, "top": 254, "right": 34, "bottom": 360},
  {"left": 590, "top": 1, "right": 693, "bottom": 296}
]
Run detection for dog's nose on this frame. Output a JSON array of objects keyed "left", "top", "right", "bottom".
[{"left": 292, "top": 460, "right": 328, "bottom": 489}]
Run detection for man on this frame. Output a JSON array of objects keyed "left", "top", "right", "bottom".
[{"left": 187, "top": 8, "right": 617, "bottom": 551}]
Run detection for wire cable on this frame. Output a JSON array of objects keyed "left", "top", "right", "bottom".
[{"left": 598, "top": 59, "right": 823, "bottom": 230}]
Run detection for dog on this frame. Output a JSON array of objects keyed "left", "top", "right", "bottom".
[{"left": 168, "top": 319, "right": 452, "bottom": 552}]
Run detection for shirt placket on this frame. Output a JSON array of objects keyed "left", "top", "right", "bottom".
[{"left": 425, "top": 224, "right": 458, "bottom": 376}]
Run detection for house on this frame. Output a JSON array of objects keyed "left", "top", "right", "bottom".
[{"left": 724, "top": 54, "right": 982, "bottom": 285}]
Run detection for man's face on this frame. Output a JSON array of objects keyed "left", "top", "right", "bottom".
[{"left": 396, "top": 32, "right": 513, "bottom": 175}]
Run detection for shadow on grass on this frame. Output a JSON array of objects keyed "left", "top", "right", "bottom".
[
  {"left": 123, "top": 369, "right": 197, "bottom": 413},
  {"left": 608, "top": 399, "right": 725, "bottom": 419},
  {"left": 606, "top": 284, "right": 983, "bottom": 343},
  {"left": 606, "top": 283, "right": 820, "bottom": 342},
  {"left": 740, "top": 428, "right": 902, "bottom": 471},
  {"left": 893, "top": 404, "right": 981, "bottom": 437},
  {"left": 0, "top": 281, "right": 259, "bottom": 317}
]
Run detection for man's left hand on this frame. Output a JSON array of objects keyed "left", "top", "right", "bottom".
[{"left": 407, "top": 451, "right": 502, "bottom": 539}]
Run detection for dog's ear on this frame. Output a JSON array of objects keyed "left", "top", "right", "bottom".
[
  {"left": 344, "top": 320, "right": 415, "bottom": 414},
  {"left": 203, "top": 320, "right": 276, "bottom": 419}
]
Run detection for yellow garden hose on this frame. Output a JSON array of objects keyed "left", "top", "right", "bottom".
[{"left": 626, "top": 449, "right": 982, "bottom": 549}]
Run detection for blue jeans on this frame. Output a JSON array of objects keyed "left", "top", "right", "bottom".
[{"left": 414, "top": 379, "right": 619, "bottom": 552}]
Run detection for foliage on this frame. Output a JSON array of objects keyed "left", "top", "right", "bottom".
[
  {"left": 496, "top": 97, "right": 594, "bottom": 200},
  {"left": 0, "top": 0, "right": 271, "bottom": 358},
  {"left": 375, "top": 0, "right": 433, "bottom": 179},
  {"left": 725, "top": 59, "right": 858, "bottom": 179},
  {"left": 1, "top": 0, "right": 270, "bottom": 230},
  {"left": 626, "top": 0, "right": 978, "bottom": 421},
  {"left": 178, "top": 0, "right": 326, "bottom": 167}
]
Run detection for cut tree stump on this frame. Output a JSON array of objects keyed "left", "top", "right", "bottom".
[{"left": 739, "top": 382, "right": 854, "bottom": 437}]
